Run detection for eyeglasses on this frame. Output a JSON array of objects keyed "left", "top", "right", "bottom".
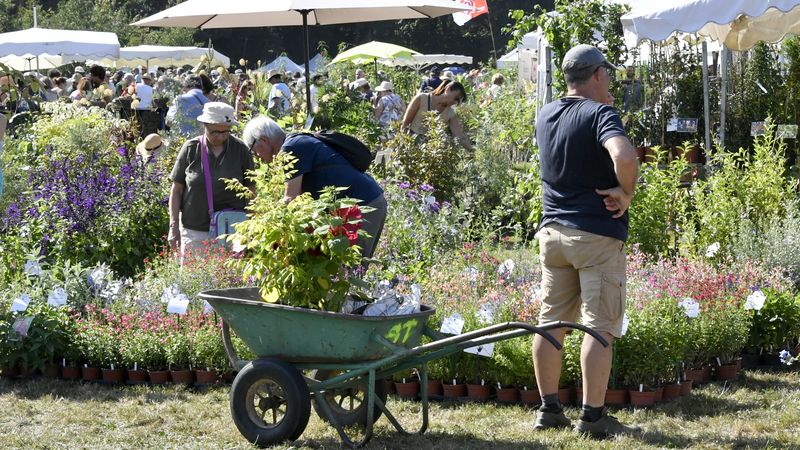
[{"left": 207, "top": 129, "right": 231, "bottom": 136}]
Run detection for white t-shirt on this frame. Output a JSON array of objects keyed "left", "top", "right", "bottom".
[
  {"left": 268, "top": 82, "right": 292, "bottom": 115},
  {"left": 135, "top": 83, "right": 154, "bottom": 110}
]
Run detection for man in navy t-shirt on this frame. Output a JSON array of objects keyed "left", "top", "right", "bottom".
[
  {"left": 531, "top": 45, "right": 639, "bottom": 438},
  {"left": 242, "top": 116, "right": 387, "bottom": 260}
]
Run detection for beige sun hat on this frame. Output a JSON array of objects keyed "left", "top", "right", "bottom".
[
  {"left": 266, "top": 69, "right": 283, "bottom": 80},
  {"left": 441, "top": 70, "right": 455, "bottom": 81},
  {"left": 136, "top": 133, "right": 164, "bottom": 160},
  {"left": 197, "top": 102, "right": 239, "bottom": 126},
  {"left": 354, "top": 77, "right": 369, "bottom": 88},
  {"left": 374, "top": 81, "right": 394, "bottom": 92}
]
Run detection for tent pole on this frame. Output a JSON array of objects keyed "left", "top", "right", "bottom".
[
  {"left": 720, "top": 46, "right": 728, "bottom": 147},
  {"left": 301, "top": 9, "right": 313, "bottom": 115},
  {"left": 702, "top": 41, "right": 711, "bottom": 153}
]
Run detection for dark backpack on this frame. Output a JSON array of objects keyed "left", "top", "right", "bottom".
[{"left": 295, "top": 130, "right": 373, "bottom": 172}]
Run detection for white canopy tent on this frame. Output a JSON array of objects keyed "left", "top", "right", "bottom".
[
  {"left": 0, "top": 27, "right": 120, "bottom": 71},
  {"left": 308, "top": 53, "right": 327, "bottom": 74},
  {"left": 133, "top": 0, "right": 469, "bottom": 112},
  {"left": 258, "top": 55, "right": 305, "bottom": 74},
  {"left": 379, "top": 53, "right": 473, "bottom": 69},
  {"left": 620, "top": 0, "right": 800, "bottom": 149},
  {"left": 93, "top": 45, "right": 229, "bottom": 68},
  {"left": 0, "top": 54, "right": 64, "bottom": 71}
]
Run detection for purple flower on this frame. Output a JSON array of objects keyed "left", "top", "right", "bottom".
[
  {"left": 420, "top": 183, "right": 434, "bottom": 192},
  {"left": 428, "top": 201, "right": 441, "bottom": 213},
  {"left": 399, "top": 181, "right": 411, "bottom": 189},
  {"left": 118, "top": 147, "right": 128, "bottom": 157}
]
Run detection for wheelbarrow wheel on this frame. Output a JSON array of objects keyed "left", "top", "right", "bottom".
[
  {"left": 311, "top": 370, "right": 387, "bottom": 427},
  {"left": 230, "top": 359, "right": 311, "bottom": 447}
]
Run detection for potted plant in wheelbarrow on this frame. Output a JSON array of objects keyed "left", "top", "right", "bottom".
[{"left": 199, "top": 153, "right": 434, "bottom": 448}]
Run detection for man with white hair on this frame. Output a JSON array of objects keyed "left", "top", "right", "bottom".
[{"left": 242, "top": 115, "right": 387, "bottom": 260}]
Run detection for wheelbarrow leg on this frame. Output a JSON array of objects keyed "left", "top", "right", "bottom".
[
  {"left": 377, "top": 363, "right": 429, "bottom": 436},
  {"left": 314, "top": 369, "right": 377, "bottom": 449}
]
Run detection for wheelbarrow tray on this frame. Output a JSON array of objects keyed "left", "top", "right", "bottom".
[{"left": 200, "top": 288, "right": 435, "bottom": 363}]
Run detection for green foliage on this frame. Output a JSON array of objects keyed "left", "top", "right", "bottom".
[
  {"left": 628, "top": 146, "right": 690, "bottom": 255},
  {"left": 164, "top": 331, "right": 192, "bottom": 370},
  {"left": 560, "top": 332, "right": 582, "bottom": 387},
  {"left": 492, "top": 335, "right": 534, "bottom": 388},
  {"left": 192, "top": 324, "right": 228, "bottom": 370},
  {"left": 226, "top": 153, "right": 366, "bottom": 312},
  {"left": 685, "top": 124, "right": 796, "bottom": 257},
  {"left": 387, "top": 114, "right": 465, "bottom": 202},
  {"left": 0, "top": 302, "right": 74, "bottom": 372},
  {"left": 507, "top": 0, "right": 629, "bottom": 96},
  {"left": 747, "top": 289, "right": 800, "bottom": 352},
  {"left": 312, "top": 88, "right": 383, "bottom": 148}
]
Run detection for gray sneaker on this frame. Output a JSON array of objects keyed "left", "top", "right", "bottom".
[
  {"left": 575, "top": 408, "right": 641, "bottom": 438},
  {"left": 533, "top": 410, "right": 571, "bottom": 430}
]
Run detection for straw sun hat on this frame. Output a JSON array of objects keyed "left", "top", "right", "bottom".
[{"left": 136, "top": 133, "right": 164, "bottom": 160}]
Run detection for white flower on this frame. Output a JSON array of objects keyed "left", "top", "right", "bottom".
[
  {"left": 745, "top": 290, "right": 766, "bottom": 311},
  {"left": 477, "top": 303, "right": 495, "bottom": 324},
  {"left": 24, "top": 259, "right": 43, "bottom": 276},
  {"left": 498, "top": 259, "right": 515, "bottom": 277},
  {"left": 462, "top": 266, "right": 479, "bottom": 283},
  {"left": 705, "top": 242, "right": 720, "bottom": 257},
  {"left": 678, "top": 297, "right": 700, "bottom": 318}
]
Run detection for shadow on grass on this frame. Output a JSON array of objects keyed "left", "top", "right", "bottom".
[
  {"left": 648, "top": 389, "right": 761, "bottom": 419},
  {"left": 640, "top": 427, "right": 790, "bottom": 449},
  {"left": 298, "top": 431, "right": 552, "bottom": 450},
  {"left": 0, "top": 377, "right": 210, "bottom": 403},
  {"left": 735, "top": 370, "right": 799, "bottom": 391}
]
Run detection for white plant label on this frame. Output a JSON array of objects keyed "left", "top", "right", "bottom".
[
  {"left": 12, "top": 316, "right": 33, "bottom": 337},
  {"left": 203, "top": 301, "right": 214, "bottom": 314},
  {"left": 679, "top": 298, "right": 700, "bottom": 318},
  {"left": 745, "top": 290, "right": 766, "bottom": 311},
  {"left": 166, "top": 294, "right": 190, "bottom": 315},
  {"left": 705, "top": 242, "right": 720, "bottom": 258},
  {"left": 465, "top": 342, "right": 494, "bottom": 357},
  {"left": 440, "top": 313, "right": 465, "bottom": 335},
  {"left": 47, "top": 286, "right": 68, "bottom": 307},
  {"left": 161, "top": 284, "right": 181, "bottom": 304},
  {"left": 24, "top": 260, "right": 43, "bottom": 277},
  {"left": 477, "top": 303, "right": 495, "bottom": 325},
  {"left": 11, "top": 294, "right": 31, "bottom": 312},
  {"left": 620, "top": 313, "right": 630, "bottom": 336}
]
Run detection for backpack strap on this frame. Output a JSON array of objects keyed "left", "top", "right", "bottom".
[{"left": 199, "top": 136, "right": 214, "bottom": 218}]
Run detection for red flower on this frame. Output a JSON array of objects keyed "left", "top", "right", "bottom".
[{"left": 330, "top": 206, "right": 362, "bottom": 246}]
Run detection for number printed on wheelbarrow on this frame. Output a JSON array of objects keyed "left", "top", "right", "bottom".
[{"left": 385, "top": 319, "right": 418, "bottom": 344}]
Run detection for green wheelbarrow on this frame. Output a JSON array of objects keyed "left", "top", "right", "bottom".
[{"left": 199, "top": 287, "right": 609, "bottom": 448}]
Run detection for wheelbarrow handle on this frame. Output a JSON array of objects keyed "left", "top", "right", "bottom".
[{"left": 536, "top": 321, "right": 610, "bottom": 347}]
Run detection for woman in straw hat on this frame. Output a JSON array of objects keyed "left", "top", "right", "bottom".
[
  {"left": 136, "top": 133, "right": 165, "bottom": 164},
  {"left": 373, "top": 80, "right": 405, "bottom": 129},
  {"left": 167, "top": 102, "right": 255, "bottom": 259}
]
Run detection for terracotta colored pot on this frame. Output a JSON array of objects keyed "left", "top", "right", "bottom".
[
  {"left": 102, "top": 368, "right": 125, "bottom": 384},
  {"left": 170, "top": 369, "right": 194, "bottom": 385},
  {"left": 18, "top": 365, "right": 34, "bottom": 379},
  {"left": 195, "top": 369, "right": 219, "bottom": 385},
  {"left": 222, "top": 371, "right": 236, "bottom": 384},
  {"left": 385, "top": 379, "right": 396, "bottom": 394},
  {"left": 628, "top": 389, "right": 656, "bottom": 407},
  {"left": 61, "top": 366, "right": 81, "bottom": 380},
  {"left": 148, "top": 370, "right": 170, "bottom": 385},
  {"left": 496, "top": 387, "right": 520, "bottom": 403},
  {"left": 701, "top": 365, "right": 712, "bottom": 382},
  {"left": 45, "top": 363, "right": 61, "bottom": 379},
  {"left": 734, "top": 358, "right": 742, "bottom": 372},
  {"left": 575, "top": 387, "right": 583, "bottom": 405},
  {"left": 662, "top": 383, "right": 681, "bottom": 400},
  {"left": 715, "top": 363, "right": 738, "bottom": 381},
  {"left": 679, "top": 379, "right": 693, "bottom": 396},
  {"left": 81, "top": 366, "right": 102, "bottom": 381},
  {"left": 519, "top": 388, "right": 541, "bottom": 406},
  {"left": 427, "top": 379, "right": 443, "bottom": 397},
  {"left": 558, "top": 387, "right": 574, "bottom": 405},
  {"left": 442, "top": 382, "right": 467, "bottom": 398},
  {"left": 653, "top": 386, "right": 664, "bottom": 403},
  {"left": 685, "top": 368, "right": 705, "bottom": 385},
  {"left": 126, "top": 369, "right": 148, "bottom": 384},
  {"left": 605, "top": 388, "right": 628, "bottom": 406},
  {"left": 394, "top": 380, "right": 420, "bottom": 399},
  {"left": 466, "top": 384, "right": 491, "bottom": 402}
]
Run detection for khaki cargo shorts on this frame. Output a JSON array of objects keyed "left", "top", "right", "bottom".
[{"left": 536, "top": 223, "right": 626, "bottom": 337}]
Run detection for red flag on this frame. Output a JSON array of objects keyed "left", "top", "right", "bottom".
[{"left": 453, "top": 0, "right": 489, "bottom": 26}]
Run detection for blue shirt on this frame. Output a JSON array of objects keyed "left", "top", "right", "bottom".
[
  {"left": 166, "top": 89, "right": 208, "bottom": 137},
  {"left": 282, "top": 134, "right": 383, "bottom": 203},
  {"left": 536, "top": 97, "right": 629, "bottom": 241}
]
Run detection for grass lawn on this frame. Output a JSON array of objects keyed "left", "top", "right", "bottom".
[{"left": 1, "top": 370, "right": 798, "bottom": 449}]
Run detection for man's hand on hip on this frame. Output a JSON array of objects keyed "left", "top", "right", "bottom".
[{"left": 596, "top": 187, "right": 632, "bottom": 219}]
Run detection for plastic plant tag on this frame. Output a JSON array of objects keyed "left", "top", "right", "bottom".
[
  {"left": 203, "top": 301, "right": 214, "bottom": 314},
  {"left": 477, "top": 303, "right": 495, "bottom": 325},
  {"left": 166, "top": 294, "right": 190, "bottom": 315},
  {"left": 465, "top": 342, "right": 494, "bottom": 357},
  {"left": 705, "top": 242, "right": 720, "bottom": 257},
  {"left": 161, "top": 284, "right": 181, "bottom": 304},
  {"left": 11, "top": 294, "right": 31, "bottom": 312},
  {"left": 620, "top": 313, "right": 630, "bottom": 336},
  {"left": 12, "top": 316, "right": 34, "bottom": 338},
  {"left": 678, "top": 298, "right": 700, "bottom": 318},
  {"left": 47, "top": 286, "right": 68, "bottom": 307},
  {"left": 440, "top": 313, "right": 465, "bottom": 335},
  {"left": 745, "top": 290, "right": 766, "bottom": 311},
  {"left": 24, "top": 259, "right": 43, "bottom": 277}
]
